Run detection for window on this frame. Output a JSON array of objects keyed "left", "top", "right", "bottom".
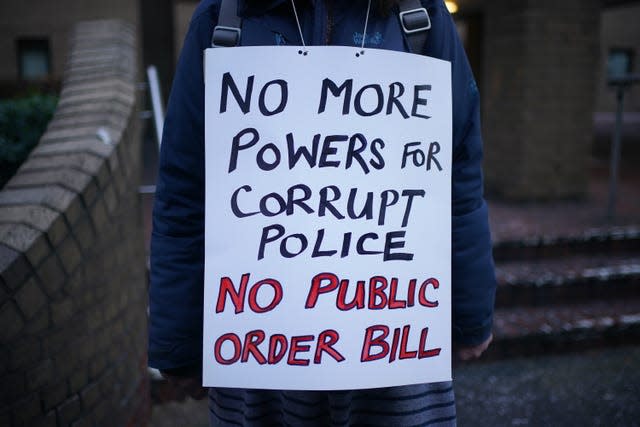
[
  {"left": 607, "top": 48, "right": 633, "bottom": 79},
  {"left": 16, "top": 38, "right": 51, "bottom": 80}
]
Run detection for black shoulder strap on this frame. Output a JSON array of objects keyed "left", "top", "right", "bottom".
[
  {"left": 212, "top": 0, "right": 242, "bottom": 47},
  {"left": 398, "top": 0, "right": 431, "bottom": 54}
]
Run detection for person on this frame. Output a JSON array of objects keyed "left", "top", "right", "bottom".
[{"left": 149, "top": 0, "right": 496, "bottom": 425}]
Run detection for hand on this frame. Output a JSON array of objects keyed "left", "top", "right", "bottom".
[
  {"left": 455, "top": 333, "right": 493, "bottom": 361},
  {"left": 162, "top": 373, "right": 208, "bottom": 400}
]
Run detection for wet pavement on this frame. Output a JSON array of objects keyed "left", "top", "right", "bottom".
[
  {"left": 150, "top": 397, "right": 208, "bottom": 427},
  {"left": 454, "top": 345, "right": 640, "bottom": 427}
]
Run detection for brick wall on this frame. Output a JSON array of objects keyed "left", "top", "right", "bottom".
[
  {"left": 0, "top": 20, "right": 149, "bottom": 426},
  {"left": 482, "top": 0, "right": 601, "bottom": 200}
]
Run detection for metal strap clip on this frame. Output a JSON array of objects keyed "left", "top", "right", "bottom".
[
  {"left": 212, "top": 25, "right": 241, "bottom": 47},
  {"left": 399, "top": 7, "right": 431, "bottom": 34}
]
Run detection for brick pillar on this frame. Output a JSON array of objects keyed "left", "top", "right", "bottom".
[{"left": 482, "top": 0, "right": 601, "bottom": 200}]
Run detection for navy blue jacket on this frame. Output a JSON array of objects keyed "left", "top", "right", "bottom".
[{"left": 149, "top": 0, "right": 496, "bottom": 371}]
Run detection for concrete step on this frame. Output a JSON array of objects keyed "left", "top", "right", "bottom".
[
  {"left": 495, "top": 254, "right": 640, "bottom": 307},
  {"left": 482, "top": 298, "right": 640, "bottom": 360},
  {"left": 492, "top": 226, "right": 640, "bottom": 262}
]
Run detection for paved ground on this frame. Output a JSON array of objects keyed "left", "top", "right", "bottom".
[
  {"left": 454, "top": 346, "right": 640, "bottom": 427},
  {"left": 150, "top": 397, "right": 208, "bottom": 427},
  {"left": 150, "top": 346, "right": 640, "bottom": 427}
]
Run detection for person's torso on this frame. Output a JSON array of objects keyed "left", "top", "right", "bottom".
[{"left": 238, "top": 0, "right": 408, "bottom": 52}]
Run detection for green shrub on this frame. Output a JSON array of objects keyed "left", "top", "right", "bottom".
[{"left": 0, "top": 94, "right": 57, "bottom": 188}]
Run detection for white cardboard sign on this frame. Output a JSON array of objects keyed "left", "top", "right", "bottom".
[{"left": 203, "top": 46, "right": 452, "bottom": 390}]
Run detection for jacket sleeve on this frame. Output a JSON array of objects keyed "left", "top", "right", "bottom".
[
  {"left": 425, "top": 1, "right": 497, "bottom": 346},
  {"left": 148, "top": 5, "right": 216, "bottom": 371}
]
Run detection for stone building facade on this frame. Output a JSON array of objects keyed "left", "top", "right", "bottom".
[
  {"left": 0, "top": 0, "right": 139, "bottom": 96},
  {"left": 482, "top": 0, "right": 601, "bottom": 199},
  {"left": 594, "top": 2, "right": 640, "bottom": 157}
]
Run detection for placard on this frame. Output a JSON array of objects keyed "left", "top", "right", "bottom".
[{"left": 203, "top": 46, "right": 452, "bottom": 390}]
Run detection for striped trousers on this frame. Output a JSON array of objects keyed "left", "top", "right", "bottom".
[{"left": 209, "top": 382, "right": 456, "bottom": 426}]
